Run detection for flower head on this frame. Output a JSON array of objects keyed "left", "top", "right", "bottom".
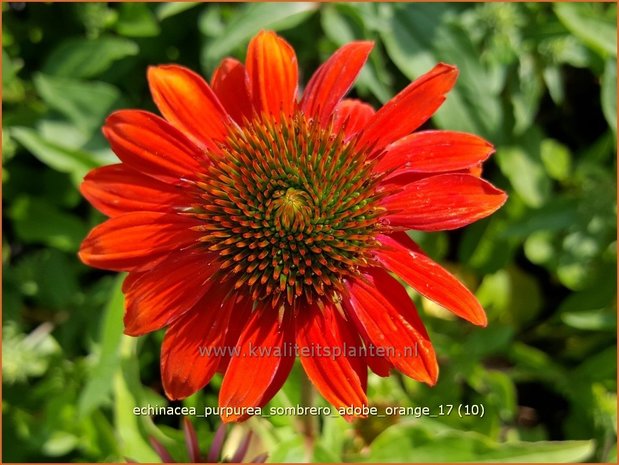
[{"left": 79, "top": 31, "right": 507, "bottom": 421}]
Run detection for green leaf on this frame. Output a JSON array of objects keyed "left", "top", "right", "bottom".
[
  {"left": 36, "top": 119, "right": 90, "bottom": 149},
  {"left": 561, "top": 309, "right": 616, "bottom": 331},
  {"left": 8, "top": 196, "right": 88, "bottom": 252},
  {"left": 469, "top": 370, "right": 517, "bottom": 422},
  {"left": 476, "top": 267, "right": 542, "bottom": 326},
  {"left": 541, "top": 139, "right": 572, "bottom": 181},
  {"left": 378, "top": 3, "right": 503, "bottom": 138},
  {"left": 156, "top": 2, "right": 200, "bottom": 21},
  {"left": 198, "top": 5, "right": 224, "bottom": 39},
  {"left": 558, "top": 277, "right": 616, "bottom": 315},
  {"left": 496, "top": 141, "right": 550, "bottom": 208},
  {"left": 500, "top": 198, "right": 580, "bottom": 239},
  {"left": 2, "top": 322, "right": 60, "bottom": 384},
  {"left": 2, "top": 127, "right": 17, "bottom": 162},
  {"left": 591, "top": 384, "right": 617, "bottom": 436},
  {"left": 377, "top": 3, "right": 451, "bottom": 74},
  {"left": 543, "top": 65, "right": 564, "bottom": 105},
  {"left": 573, "top": 347, "right": 617, "bottom": 383},
  {"left": 116, "top": 3, "right": 160, "bottom": 38},
  {"left": 34, "top": 74, "right": 122, "bottom": 136},
  {"left": 462, "top": 325, "right": 514, "bottom": 358},
  {"left": 35, "top": 119, "right": 118, "bottom": 167},
  {"left": 79, "top": 275, "right": 125, "bottom": 417},
  {"left": 320, "top": 4, "right": 363, "bottom": 45},
  {"left": 2, "top": 48, "right": 25, "bottom": 102},
  {"left": 473, "top": 440, "right": 596, "bottom": 462},
  {"left": 10, "top": 127, "right": 100, "bottom": 183},
  {"left": 609, "top": 444, "right": 618, "bottom": 463},
  {"left": 366, "top": 420, "right": 595, "bottom": 462},
  {"left": 42, "top": 431, "right": 79, "bottom": 457},
  {"left": 270, "top": 436, "right": 340, "bottom": 462},
  {"left": 511, "top": 53, "right": 543, "bottom": 134},
  {"left": 524, "top": 231, "right": 556, "bottom": 265},
  {"left": 554, "top": 3, "right": 617, "bottom": 58},
  {"left": 114, "top": 337, "right": 161, "bottom": 462},
  {"left": 12, "top": 249, "right": 79, "bottom": 309},
  {"left": 556, "top": 230, "right": 609, "bottom": 290},
  {"left": 42, "top": 36, "right": 138, "bottom": 79},
  {"left": 509, "top": 343, "right": 568, "bottom": 387},
  {"left": 201, "top": 3, "right": 319, "bottom": 71},
  {"left": 602, "top": 59, "right": 617, "bottom": 133},
  {"left": 458, "top": 217, "right": 515, "bottom": 274},
  {"left": 319, "top": 415, "right": 349, "bottom": 459}
]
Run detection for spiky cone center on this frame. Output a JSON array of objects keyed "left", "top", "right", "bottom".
[{"left": 192, "top": 113, "right": 387, "bottom": 310}]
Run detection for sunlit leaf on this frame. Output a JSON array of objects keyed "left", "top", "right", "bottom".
[
  {"left": 2, "top": 322, "right": 60, "bottom": 384},
  {"left": 366, "top": 420, "right": 595, "bottom": 462},
  {"left": 201, "top": 3, "right": 319, "bottom": 71},
  {"left": 541, "top": 139, "right": 572, "bottom": 181},
  {"left": 378, "top": 3, "right": 503, "bottom": 139},
  {"left": 114, "top": 337, "right": 161, "bottom": 462},
  {"left": 561, "top": 309, "right": 616, "bottom": 331},
  {"left": 79, "top": 275, "right": 125, "bottom": 417},
  {"left": 10, "top": 127, "right": 100, "bottom": 184},
  {"left": 8, "top": 196, "right": 88, "bottom": 252},
  {"left": 554, "top": 3, "right": 617, "bottom": 58},
  {"left": 116, "top": 3, "right": 160, "bottom": 38},
  {"left": 156, "top": 2, "right": 200, "bottom": 21},
  {"left": 42, "top": 36, "right": 138, "bottom": 78},
  {"left": 34, "top": 74, "right": 123, "bottom": 136},
  {"left": 496, "top": 139, "right": 551, "bottom": 208}
]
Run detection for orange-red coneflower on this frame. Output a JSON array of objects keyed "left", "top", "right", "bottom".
[{"left": 79, "top": 31, "right": 507, "bottom": 421}]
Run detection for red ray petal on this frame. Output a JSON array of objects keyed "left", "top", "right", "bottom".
[
  {"left": 246, "top": 31, "right": 298, "bottom": 119},
  {"left": 343, "top": 269, "right": 438, "bottom": 385},
  {"left": 161, "top": 284, "right": 235, "bottom": 400},
  {"left": 381, "top": 173, "right": 507, "bottom": 231},
  {"left": 332, "top": 99, "right": 375, "bottom": 139},
  {"left": 123, "top": 251, "right": 221, "bottom": 336},
  {"left": 216, "top": 299, "right": 253, "bottom": 374},
  {"left": 219, "top": 307, "right": 295, "bottom": 422},
  {"left": 211, "top": 58, "right": 254, "bottom": 124},
  {"left": 469, "top": 164, "right": 483, "bottom": 177},
  {"left": 375, "top": 130, "right": 494, "bottom": 176},
  {"left": 377, "top": 234, "right": 487, "bottom": 326},
  {"left": 147, "top": 65, "right": 231, "bottom": 150},
  {"left": 296, "top": 302, "right": 367, "bottom": 411},
  {"left": 381, "top": 172, "right": 429, "bottom": 187},
  {"left": 365, "top": 349, "right": 393, "bottom": 377},
  {"left": 347, "top": 315, "right": 393, "bottom": 378},
  {"left": 80, "top": 164, "right": 188, "bottom": 217},
  {"left": 359, "top": 63, "right": 458, "bottom": 153},
  {"left": 232, "top": 342, "right": 295, "bottom": 422},
  {"left": 381, "top": 165, "right": 484, "bottom": 188},
  {"left": 103, "top": 110, "right": 206, "bottom": 184},
  {"left": 300, "top": 41, "right": 374, "bottom": 124},
  {"left": 78, "top": 212, "right": 201, "bottom": 271}
]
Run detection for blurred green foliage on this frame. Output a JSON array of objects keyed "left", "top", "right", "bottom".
[{"left": 2, "top": 2, "right": 616, "bottom": 463}]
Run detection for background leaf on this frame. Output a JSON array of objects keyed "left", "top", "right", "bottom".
[
  {"left": 42, "top": 36, "right": 139, "bottom": 79},
  {"left": 201, "top": 3, "right": 319, "bottom": 71}
]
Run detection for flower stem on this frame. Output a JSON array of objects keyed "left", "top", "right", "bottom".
[{"left": 299, "top": 371, "right": 317, "bottom": 460}]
